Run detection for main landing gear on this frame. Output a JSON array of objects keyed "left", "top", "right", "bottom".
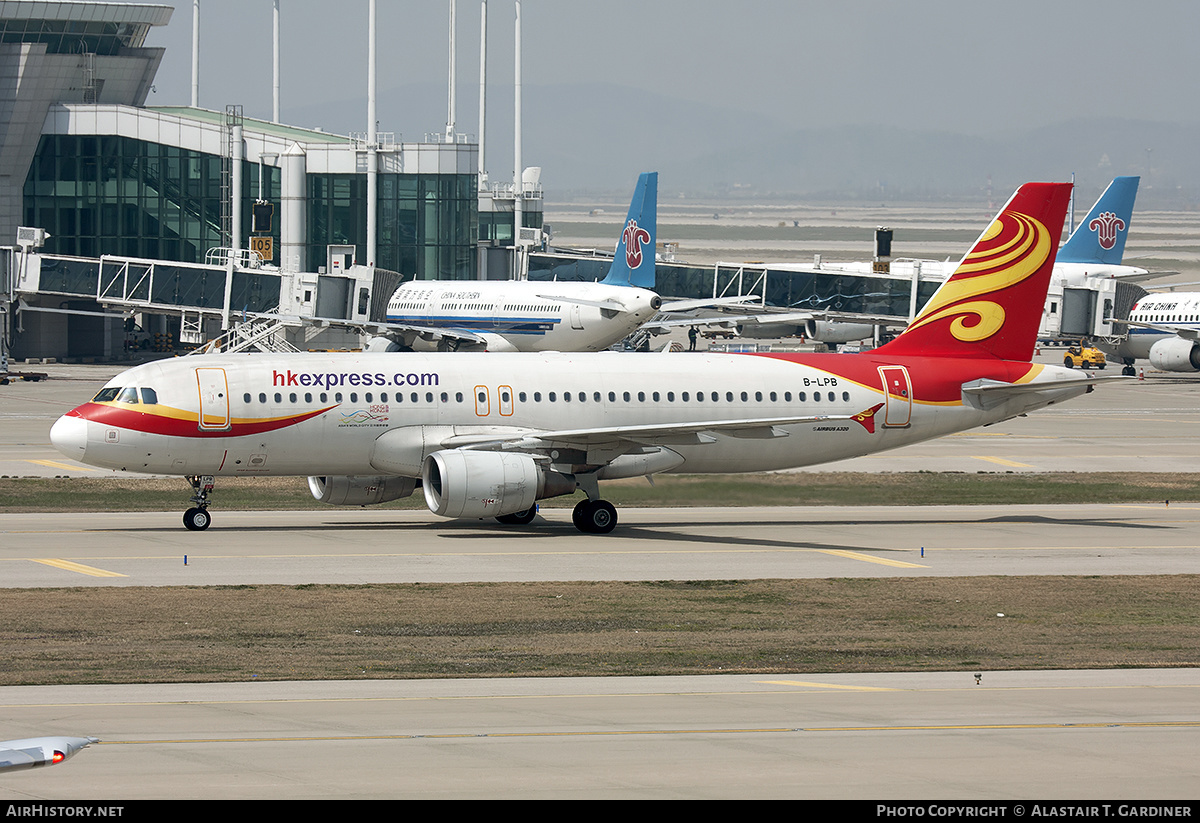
[
  {"left": 183, "top": 475, "right": 214, "bottom": 531},
  {"left": 493, "top": 500, "right": 619, "bottom": 533},
  {"left": 572, "top": 499, "right": 618, "bottom": 534}
]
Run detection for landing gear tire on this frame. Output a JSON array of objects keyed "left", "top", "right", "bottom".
[
  {"left": 183, "top": 507, "right": 211, "bottom": 531},
  {"left": 573, "top": 499, "right": 617, "bottom": 534},
  {"left": 496, "top": 506, "right": 537, "bottom": 525},
  {"left": 1123, "top": 365, "right": 1136, "bottom": 376}
]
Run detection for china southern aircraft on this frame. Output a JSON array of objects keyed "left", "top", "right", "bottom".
[
  {"left": 372, "top": 172, "right": 662, "bottom": 353},
  {"left": 52, "top": 183, "right": 1109, "bottom": 534}
]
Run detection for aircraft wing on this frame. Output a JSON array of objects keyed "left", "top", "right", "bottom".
[
  {"left": 372, "top": 321, "right": 490, "bottom": 347},
  {"left": 642, "top": 310, "right": 819, "bottom": 333},
  {"left": 641, "top": 309, "right": 907, "bottom": 335},
  {"left": 0, "top": 736, "right": 97, "bottom": 772},
  {"left": 443, "top": 411, "right": 867, "bottom": 454},
  {"left": 659, "top": 295, "right": 761, "bottom": 312}
]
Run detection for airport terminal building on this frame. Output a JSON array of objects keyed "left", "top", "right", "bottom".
[
  {"left": 0, "top": 1, "right": 545, "bottom": 360},
  {"left": 1, "top": 1, "right": 972, "bottom": 365}
]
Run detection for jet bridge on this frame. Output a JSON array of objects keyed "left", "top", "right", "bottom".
[
  {"left": 1044, "top": 275, "right": 1147, "bottom": 343},
  {"left": 3, "top": 242, "right": 402, "bottom": 360}
]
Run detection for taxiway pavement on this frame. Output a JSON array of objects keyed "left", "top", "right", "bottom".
[
  {"left": 2, "top": 503, "right": 1199, "bottom": 587},
  {"left": 1, "top": 669, "right": 1197, "bottom": 799}
]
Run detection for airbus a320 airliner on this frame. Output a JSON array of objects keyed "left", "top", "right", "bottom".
[{"left": 52, "top": 182, "right": 1109, "bottom": 534}]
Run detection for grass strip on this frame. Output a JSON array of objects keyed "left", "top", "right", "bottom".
[{"left": 1, "top": 577, "right": 1196, "bottom": 685}]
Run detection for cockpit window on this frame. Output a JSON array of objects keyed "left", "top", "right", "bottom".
[
  {"left": 93, "top": 387, "right": 120, "bottom": 402},
  {"left": 140, "top": 388, "right": 158, "bottom": 405},
  {"left": 116, "top": 387, "right": 139, "bottom": 404}
]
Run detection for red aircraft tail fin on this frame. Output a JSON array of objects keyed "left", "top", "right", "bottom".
[{"left": 877, "top": 182, "right": 1072, "bottom": 362}]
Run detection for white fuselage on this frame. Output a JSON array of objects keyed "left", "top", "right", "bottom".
[
  {"left": 385, "top": 280, "right": 662, "bottom": 352},
  {"left": 1102, "top": 293, "right": 1200, "bottom": 362},
  {"left": 52, "top": 351, "right": 1088, "bottom": 480}
]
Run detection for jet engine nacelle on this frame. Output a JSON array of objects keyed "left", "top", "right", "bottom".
[
  {"left": 365, "top": 336, "right": 402, "bottom": 353},
  {"left": 737, "top": 322, "right": 801, "bottom": 340},
  {"left": 476, "top": 333, "right": 520, "bottom": 352},
  {"left": 422, "top": 449, "right": 574, "bottom": 519},
  {"left": 1148, "top": 337, "right": 1200, "bottom": 372},
  {"left": 308, "top": 475, "right": 418, "bottom": 506},
  {"left": 804, "top": 320, "right": 875, "bottom": 344}
]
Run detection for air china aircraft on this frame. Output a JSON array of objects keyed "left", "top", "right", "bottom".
[
  {"left": 52, "top": 183, "right": 1109, "bottom": 534},
  {"left": 372, "top": 172, "right": 662, "bottom": 353},
  {"left": 1103, "top": 293, "right": 1200, "bottom": 374}
]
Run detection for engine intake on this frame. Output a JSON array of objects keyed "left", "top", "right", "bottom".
[
  {"left": 422, "top": 449, "right": 573, "bottom": 519},
  {"left": 1148, "top": 337, "right": 1200, "bottom": 372}
]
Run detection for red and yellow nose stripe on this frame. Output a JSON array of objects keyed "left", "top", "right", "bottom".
[{"left": 67, "top": 401, "right": 336, "bottom": 438}]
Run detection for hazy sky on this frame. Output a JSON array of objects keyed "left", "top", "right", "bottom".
[{"left": 147, "top": 0, "right": 1200, "bottom": 137}]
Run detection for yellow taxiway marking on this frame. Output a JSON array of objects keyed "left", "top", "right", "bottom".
[
  {"left": 758, "top": 680, "right": 900, "bottom": 691},
  {"left": 971, "top": 455, "right": 1035, "bottom": 468},
  {"left": 29, "top": 558, "right": 127, "bottom": 578},
  {"left": 817, "top": 549, "right": 927, "bottom": 568},
  {"left": 87, "top": 720, "right": 1200, "bottom": 746},
  {"left": 25, "top": 459, "right": 95, "bottom": 472}
]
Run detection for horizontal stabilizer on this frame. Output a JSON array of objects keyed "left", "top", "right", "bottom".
[{"left": 961, "top": 374, "right": 1123, "bottom": 411}]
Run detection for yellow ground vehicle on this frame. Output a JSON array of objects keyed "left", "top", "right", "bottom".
[{"left": 1063, "top": 341, "right": 1106, "bottom": 370}]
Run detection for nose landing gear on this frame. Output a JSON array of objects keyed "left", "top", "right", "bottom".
[{"left": 183, "top": 475, "right": 215, "bottom": 531}]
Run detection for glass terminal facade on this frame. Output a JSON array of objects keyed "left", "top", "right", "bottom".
[
  {"left": 24, "top": 136, "right": 484, "bottom": 280},
  {"left": 0, "top": 17, "right": 154, "bottom": 55},
  {"left": 308, "top": 172, "right": 478, "bottom": 279},
  {"left": 24, "top": 135, "right": 279, "bottom": 264}
]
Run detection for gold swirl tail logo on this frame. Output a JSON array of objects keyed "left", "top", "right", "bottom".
[{"left": 905, "top": 211, "right": 1051, "bottom": 344}]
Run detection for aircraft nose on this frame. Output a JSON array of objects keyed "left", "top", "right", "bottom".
[{"left": 50, "top": 414, "right": 88, "bottom": 461}]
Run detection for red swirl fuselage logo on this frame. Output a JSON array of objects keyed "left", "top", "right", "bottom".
[
  {"left": 623, "top": 219, "right": 651, "bottom": 269},
  {"left": 1089, "top": 211, "right": 1125, "bottom": 250}
]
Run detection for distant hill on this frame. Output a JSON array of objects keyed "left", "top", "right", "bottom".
[{"left": 286, "top": 81, "right": 1200, "bottom": 207}]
